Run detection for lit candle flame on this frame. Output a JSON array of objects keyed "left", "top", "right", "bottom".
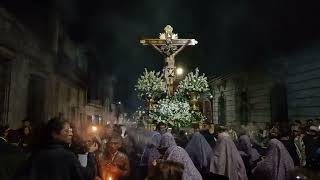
[
  {"left": 92, "top": 126, "right": 97, "bottom": 132},
  {"left": 108, "top": 177, "right": 112, "bottom": 180}
]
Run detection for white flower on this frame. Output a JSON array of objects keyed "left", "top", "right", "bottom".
[
  {"left": 149, "top": 98, "right": 192, "bottom": 127},
  {"left": 135, "top": 69, "right": 166, "bottom": 98},
  {"left": 177, "top": 68, "right": 209, "bottom": 94}
]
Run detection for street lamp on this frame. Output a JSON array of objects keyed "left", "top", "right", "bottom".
[
  {"left": 209, "top": 94, "right": 214, "bottom": 123},
  {"left": 176, "top": 67, "right": 184, "bottom": 76}
]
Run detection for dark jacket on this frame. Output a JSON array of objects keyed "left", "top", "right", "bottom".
[
  {"left": 303, "top": 135, "right": 320, "bottom": 167},
  {"left": 281, "top": 138, "right": 300, "bottom": 166},
  {"left": 0, "top": 138, "right": 27, "bottom": 180},
  {"left": 200, "top": 130, "right": 216, "bottom": 149},
  {"left": 17, "top": 142, "right": 85, "bottom": 180},
  {"left": 83, "top": 152, "right": 98, "bottom": 180}
]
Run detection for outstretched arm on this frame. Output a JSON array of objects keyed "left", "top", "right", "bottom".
[
  {"left": 172, "top": 40, "right": 191, "bottom": 57},
  {"left": 151, "top": 44, "right": 163, "bottom": 54}
]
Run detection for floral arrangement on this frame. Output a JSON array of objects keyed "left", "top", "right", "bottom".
[
  {"left": 135, "top": 67, "right": 210, "bottom": 128},
  {"left": 191, "top": 111, "right": 207, "bottom": 122},
  {"left": 177, "top": 68, "right": 209, "bottom": 94},
  {"left": 135, "top": 69, "right": 166, "bottom": 99},
  {"left": 149, "top": 98, "right": 192, "bottom": 128}
]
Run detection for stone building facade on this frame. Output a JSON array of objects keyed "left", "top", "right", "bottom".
[
  {"left": 205, "top": 48, "right": 320, "bottom": 125},
  {"left": 207, "top": 70, "right": 275, "bottom": 125},
  {"left": 85, "top": 99, "right": 118, "bottom": 126},
  {"left": 0, "top": 5, "right": 88, "bottom": 129}
]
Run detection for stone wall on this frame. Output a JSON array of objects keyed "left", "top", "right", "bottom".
[
  {"left": 0, "top": 6, "right": 88, "bottom": 129},
  {"left": 210, "top": 76, "right": 237, "bottom": 124},
  {"left": 209, "top": 70, "right": 274, "bottom": 125},
  {"left": 286, "top": 53, "right": 320, "bottom": 120},
  {"left": 208, "top": 47, "right": 320, "bottom": 125},
  {"left": 246, "top": 70, "right": 273, "bottom": 123}
]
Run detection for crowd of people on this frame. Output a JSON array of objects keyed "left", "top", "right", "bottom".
[{"left": 0, "top": 117, "right": 320, "bottom": 180}]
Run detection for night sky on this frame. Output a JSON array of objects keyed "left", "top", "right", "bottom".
[
  {"left": 7, "top": 0, "right": 320, "bottom": 111},
  {"left": 58, "top": 0, "right": 320, "bottom": 111}
]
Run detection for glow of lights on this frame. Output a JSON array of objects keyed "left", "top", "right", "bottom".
[
  {"left": 92, "top": 126, "right": 97, "bottom": 132},
  {"left": 108, "top": 177, "right": 112, "bottom": 180},
  {"left": 296, "top": 176, "right": 301, "bottom": 179},
  {"left": 176, "top": 67, "right": 184, "bottom": 76}
]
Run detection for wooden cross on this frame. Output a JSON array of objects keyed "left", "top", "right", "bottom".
[{"left": 140, "top": 25, "right": 198, "bottom": 96}]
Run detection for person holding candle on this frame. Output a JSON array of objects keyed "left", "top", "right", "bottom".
[{"left": 96, "top": 135, "right": 130, "bottom": 180}]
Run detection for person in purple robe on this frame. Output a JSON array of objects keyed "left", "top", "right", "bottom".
[
  {"left": 140, "top": 131, "right": 161, "bottom": 166},
  {"left": 252, "top": 138, "right": 294, "bottom": 180},
  {"left": 154, "top": 132, "right": 202, "bottom": 180},
  {"left": 164, "top": 145, "right": 203, "bottom": 180},
  {"left": 210, "top": 134, "right": 248, "bottom": 180},
  {"left": 139, "top": 131, "right": 161, "bottom": 180},
  {"left": 159, "top": 132, "right": 177, "bottom": 149},
  {"left": 185, "top": 132, "right": 214, "bottom": 177},
  {"left": 237, "top": 135, "right": 261, "bottom": 177}
]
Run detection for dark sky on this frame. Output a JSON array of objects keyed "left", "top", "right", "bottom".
[
  {"left": 56, "top": 0, "right": 320, "bottom": 111},
  {"left": 8, "top": 0, "right": 320, "bottom": 111}
]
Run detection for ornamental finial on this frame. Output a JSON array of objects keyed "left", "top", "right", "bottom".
[
  {"left": 164, "top": 25, "right": 173, "bottom": 34},
  {"left": 160, "top": 25, "right": 178, "bottom": 40}
]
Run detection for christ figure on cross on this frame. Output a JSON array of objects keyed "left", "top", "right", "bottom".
[
  {"left": 140, "top": 25, "right": 198, "bottom": 96},
  {"left": 151, "top": 40, "right": 191, "bottom": 95}
]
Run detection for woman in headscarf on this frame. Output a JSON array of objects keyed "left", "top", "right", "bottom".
[
  {"left": 252, "top": 138, "right": 294, "bottom": 180},
  {"left": 237, "top": 135, "right": 261, "bottom": 177},
  {"left": 159, "top": 132, "right": 177, "bottom": 149},
  {"left": 185, "top": 132, "right": 214, "bottom": 179},
  {"left": 210, "top": 134, "right": 248, "bottom": 180},
  {"left": 164, "top": 145, "right": 203, "bottom": 180},
  {"left": 155, "top": 132, "right": 202, "bottom": 180}
]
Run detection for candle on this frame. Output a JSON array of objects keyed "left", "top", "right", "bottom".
[
  {"left": 108, "top": 177, "right": 112, "bottom": 180},
  {"left": 92, "top": 126, "right": 97, "bottom": 132}
]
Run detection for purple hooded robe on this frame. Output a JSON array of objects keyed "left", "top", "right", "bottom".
[
  {"left": 165, "top": 145, "right": 203, "bottom": 180},
  {"left": 210, "top": 135, "right": 248, "bottom": 180},
  {"left": 140, "top": 131, "right": 161, "bottom": 166},
  {"left": 252, "top": 138, "right": 294, "bottom": 180},
  {"left": 185, "top": 132, "right": 214, "bottom": 174},
  {"left": 159, "top": 132, "right": 177, "bottom": 148},
  {"left": 237, "top": 135, "right": 261, "bottom": 165}
]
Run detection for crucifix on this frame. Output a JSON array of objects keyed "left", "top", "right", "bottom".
[{"left": 140, "top": 25, "right": 198, "bottom": 96}]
